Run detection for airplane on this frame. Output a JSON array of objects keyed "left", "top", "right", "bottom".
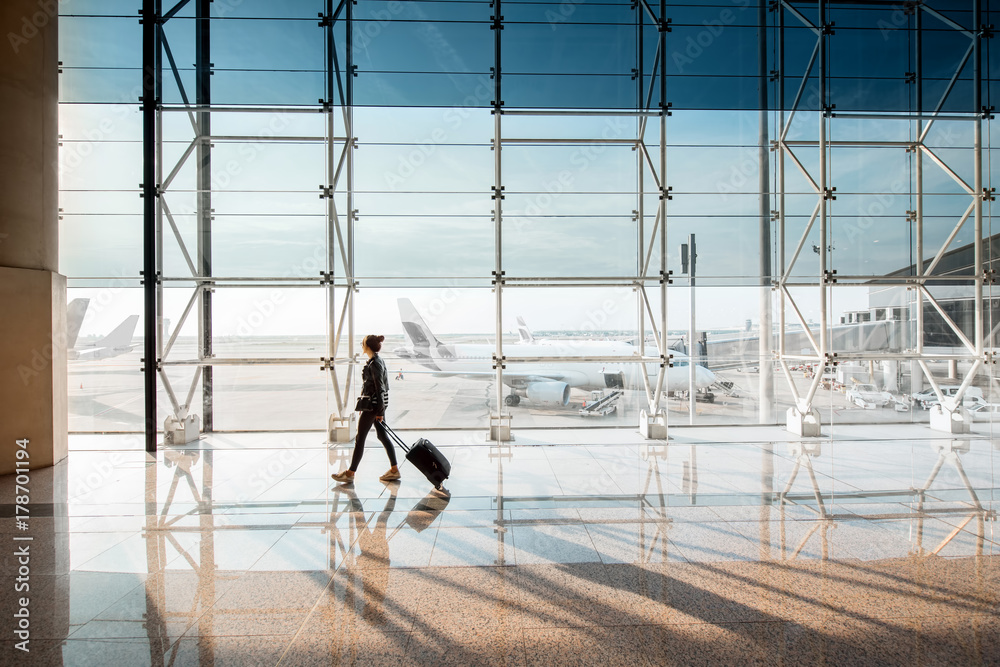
[
  {"left": 395, "top": 298, "right": 717, "bottom": 407},
  {"left": 67, "top": 298, "right": 88, "bottom": 350},
  {"left": 67, "top": 298, "right": 139, "bottom": 361},
  {"left": 516, "top": 316, "right": 535, "bottom": 344}
]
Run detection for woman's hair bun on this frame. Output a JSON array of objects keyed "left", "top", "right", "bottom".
[{"left": 365, "top": 333, "right": 384, "bottom": 352}]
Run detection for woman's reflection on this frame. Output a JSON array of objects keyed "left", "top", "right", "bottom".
[{"left": 341, "top": 484, "right": 397, "bottom": 625}]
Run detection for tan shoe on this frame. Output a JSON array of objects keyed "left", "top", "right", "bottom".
[
  {"left": 331, "top": 470, "right": 355, "bottom": 484},
  {"left": 379, "top": 469, "right": 401, "bottom": 482}
]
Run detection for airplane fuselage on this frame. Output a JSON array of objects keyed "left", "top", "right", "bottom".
[
  {"left": 398, "top": 339, "right": 716, "bottom": 399},
  {"left": 395, "top": 297, "right": 716, "bottom": 407}
]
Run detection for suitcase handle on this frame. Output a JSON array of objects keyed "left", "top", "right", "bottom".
[{"left": 381, "top": 422, "right": 411, "bottom": 453}]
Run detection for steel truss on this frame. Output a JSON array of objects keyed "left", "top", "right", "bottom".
[
  {"left": 490, "top": 0, "right": 674, "bottom": 439},
  {"left": 142, "top": 0, "right": 678, "bottom": 449},
  {"left": 145, "top": 1, "right": 359, "bottom": 450},
  {"left": 777, "top": 439, "right": 994, "bottom": 559},
  {"left": 774, "top": 0, "right": 990, "bottom": 432},
  {"left": 139, "top": 1, "right": 995, "bottom": 449}
]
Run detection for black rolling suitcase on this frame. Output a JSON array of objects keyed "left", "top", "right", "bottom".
[{"left": 383, "top": 423, "right": 451, "bottom": 489}]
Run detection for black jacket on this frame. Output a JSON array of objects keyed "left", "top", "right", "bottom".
[{"left": 361, "top": 354, "right": 389, "bottom": 417}]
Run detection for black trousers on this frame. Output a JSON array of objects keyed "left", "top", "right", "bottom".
[{"left": 350, "top": 411, "right": 397, "bottom": 471}]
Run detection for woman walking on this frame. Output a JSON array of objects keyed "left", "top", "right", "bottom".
[{"left": 332, "top": 334, "right": 401, "bottom": 484}]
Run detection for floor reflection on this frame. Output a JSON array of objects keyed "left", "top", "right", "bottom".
[{"left": 0, "top": 427, "right": 996, "bottom": 665}]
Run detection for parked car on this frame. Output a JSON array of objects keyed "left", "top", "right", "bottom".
[
  {"left": 968, "top": 402, "right": 1000, "bottom": 420},
  {"left": 911, "top": 385, "right": 985, "bottom": 410},
  {"left": 845, "top": 383, "right": 892, "bottom": 408}
]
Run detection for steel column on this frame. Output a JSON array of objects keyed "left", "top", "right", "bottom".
[
  {"left": 346, "top": 0, "right": 355, "bottom": 376},
  {"left": 778, "top": 2, "right": 786, "bottom": 378},
  {"left": 142, "top": 0, "right": 159, "bottom": 453},
  {"left": 759, "top": 0, "right": 774, "bottom": 424},
  {"left": 195, "top": 0, "right": 213, "bottom": 431},
  {"left": 688, "top": 234, "right": 696, "bottom": 423},
  {"left": 915, "top": 5, "right": 924, "bottom": 383},
  {"left": 493, "top": 0, "right": 506, "bottom": 423},
  {"left": 974, "top": 0, "right": 984, "bottom": 360},
  {"left": 659, "top": 0, "right": 669, "bottom": 425},
  {"left": 817, "top": 0, "right": 828, "bottom": 404}
]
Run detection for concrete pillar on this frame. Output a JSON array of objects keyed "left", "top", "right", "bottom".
[{"left": 0, "top": 0, "right": 66, "bottom": 474}]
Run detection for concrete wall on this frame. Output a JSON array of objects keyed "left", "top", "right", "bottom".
[
  {"left": 0, "top": 0, "right": 66, "bottom": 474},
  {"left": 0, "top": 267, "right": 68, "bottom": 473}
]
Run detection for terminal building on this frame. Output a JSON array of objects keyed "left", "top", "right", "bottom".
[{"left": 1, "top": 1, "right": 998, "bottom": 664}]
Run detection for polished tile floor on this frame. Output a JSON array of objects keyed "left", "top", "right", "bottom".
[{"left": 0, "top": 424, "right": 997, "bottom": 665}]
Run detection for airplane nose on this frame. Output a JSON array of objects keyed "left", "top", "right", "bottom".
[{"left": 697, "top": 366, "right": 716, "bottom": 386}]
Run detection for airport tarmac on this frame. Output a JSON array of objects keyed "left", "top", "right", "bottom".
[{"left": 65, "top": 337, "right": 1000, "bottom": 436}]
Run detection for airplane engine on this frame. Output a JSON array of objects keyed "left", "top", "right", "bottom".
[{"left": 526, "top": 381, "right": 571, "bottom": 406}]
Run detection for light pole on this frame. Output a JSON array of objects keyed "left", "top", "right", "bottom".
[{"left": 681, "top": 234, "right": 697, "bottom": 424}]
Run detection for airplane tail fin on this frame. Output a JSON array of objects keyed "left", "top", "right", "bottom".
[
  {"left": 397, "top": 298, "right": 443, "bottom": 351},
  {"left": 96, "top": 314, "right": 139, "bottom": 349},
  {"left": 67, "top": 298, "right": 90, "bottom": 349},
  {"left": 516, "top": 316, "right": 535, "bottom": 344}
]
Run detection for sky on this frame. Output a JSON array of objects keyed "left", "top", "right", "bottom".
[{"left": 56, "top": 1, "right": 990, "bottom": 338}]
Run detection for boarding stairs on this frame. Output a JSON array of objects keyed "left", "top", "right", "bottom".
[
  {"left": 711, "top": 379, "right": 742, "bottom": 397},
  {"left": 579, "top": 390, "right": 623, "bottom": 417}
]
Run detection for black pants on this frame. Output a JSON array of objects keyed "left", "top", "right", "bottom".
[{"left": 350, "top": 411, "right": 397, "bottom": 471}]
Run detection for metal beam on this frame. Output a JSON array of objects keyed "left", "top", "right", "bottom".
[
  {"left": 759, "top": 0, "right": 774, "bottom": 424},
  {"left": 922, "top": 201, "right": 975, "bottom": 277},
  {"left": 780, "top": 0, "right": 821, "bottom": 35},
  {"left": 162, "top": 0, "right": 192, "bottom": 22},
  {"left": 919, "top": 285, "right": 977, "bottom": 355},
  {"left": 921, "top": 4, "right": 974, "bottom": 37},
  {"left": 919, "top": 39, "right": 976, "bottom": 143},
  {"left": 143, "top": 0, "right": 159, "bottom": 453},
  {"left": 780, "top": 36, "right": 820, "bottom": 143},
  {"left": 195, "top": 0, "right": 213, "bottom": 431}
]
